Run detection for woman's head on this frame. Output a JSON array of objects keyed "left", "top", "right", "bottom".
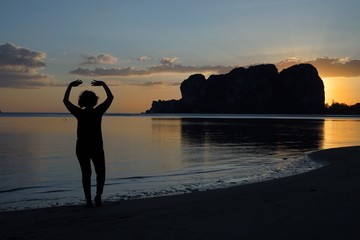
[{"left": 78, "top": 90, "right": 98, "bottom": 109}]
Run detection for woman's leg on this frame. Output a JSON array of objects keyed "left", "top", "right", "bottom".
[
  {"left": 76, "top": 144, "right": 92, "bottom": 201},
  {"left": 92, "top": 148, "right": 105, "bottom": 196}
]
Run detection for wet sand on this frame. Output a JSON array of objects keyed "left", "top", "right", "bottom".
[{"left": 1, "top": 146, "right": 360, "bottom": 240}]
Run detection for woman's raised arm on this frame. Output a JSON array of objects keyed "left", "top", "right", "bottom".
[
  {"left": 91, "top": 80, "right": 114, "bottom": 113},
  {"left": 63, "top": 79, "right": 83, "bottom": 113}
]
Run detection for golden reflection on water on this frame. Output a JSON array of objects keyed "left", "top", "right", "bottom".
[{"left": 323, "top": 118, "right": 360, "bottom": 149}]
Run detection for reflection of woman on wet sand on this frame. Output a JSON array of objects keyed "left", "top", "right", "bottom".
[{"left": 63, "top": 79, "right": 114, "bottom": 207}]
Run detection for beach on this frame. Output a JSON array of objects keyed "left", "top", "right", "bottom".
[{"left": 1, "top": 146, "right": 360, "bottom": 240}]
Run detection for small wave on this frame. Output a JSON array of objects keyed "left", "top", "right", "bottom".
[
  {"left": 104, "top": 155, "right": 324, "bottom": 203},
  {"left": 0, "top": 185, "right": 48, "bottom": 194},
  {"left": 113, "top": 175, "right": 153, "bottom": 180},
  {"left": 112, "top": 167, "right": 232, "bottom": 182},
  {"left": 36, "top": 189, "right": 70, "bottom": 194},
  {"left": 0, "top": 155, "right": 323, "bottom": 212}
]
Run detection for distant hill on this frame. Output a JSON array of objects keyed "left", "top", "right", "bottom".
[{"left": 146, "top": 63, "right": 325, "bottom": 114}]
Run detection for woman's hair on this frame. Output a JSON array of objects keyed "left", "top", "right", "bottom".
[{"left": 78, "top": 90, "right": 99, "bottom": 108}]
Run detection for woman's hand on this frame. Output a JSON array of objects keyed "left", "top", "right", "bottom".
[
  {"left": 91, "top": 80, "right": 105, "bottom": 86},
  {"left": 64, "top": 79, "right": 83, "bottom": 110},
  {"left": 70, "top": 79, "right": 83, "bottom": 87}
]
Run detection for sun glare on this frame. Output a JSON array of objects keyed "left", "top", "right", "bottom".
[{"left": 323, "top": 77, "right": 360, "bottom": 105}]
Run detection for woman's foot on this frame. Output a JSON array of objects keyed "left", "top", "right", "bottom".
[
  {"left": 85, "top": 199, "right": 93, "bottom": 208},
  {"left": 94, "top": 194, "right": 102, "bottom": 207}
]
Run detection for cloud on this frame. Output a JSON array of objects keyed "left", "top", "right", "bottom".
[
  {"left": 148, "top": 63, "right": 233, "bottom": 74},
  {"left": 276, "top": 57, "right": 360, "bottom": 78},
  {"left": 0, "top": 43, "right": 46, "bottom": 68},
  {"left": 70, "top": 66, "right": 147, "bottom": 76},
  {"left": 98, "top": 79, "right": 180, "bottom": 87},
  {"left": 70, "top": 64, "right": 233, "bottom": 76},
  {"left": 70, "top": 55, "right": 360, "bottom": 83},
  {"left": 79, "top": 54, "right": 117, "bottom": 65},
  {"left": 136, "top": 56, "right": 154, "bottom": 62},
  {"left": 70, "top": 57, "right": 233, "bottom": 77},
  {"left": 132, "top": 81, "right": 180, "bottom": 87},
  {"left": 0, "top": 43, "right": 56, "bottom": 88},
  {"left": 310, "top": 58, "right": 360, "bottom": 78},
  {"left": 160, "top": 57, "right": 179, "bottom": 65}
]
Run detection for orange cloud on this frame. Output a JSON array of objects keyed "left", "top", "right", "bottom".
[{"left": 276, "top": 57, "right": 360, "bottom": 78}]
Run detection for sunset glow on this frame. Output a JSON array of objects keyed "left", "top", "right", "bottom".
[{"left": 323, "top": 77, "right": 360, "bottom": 105}]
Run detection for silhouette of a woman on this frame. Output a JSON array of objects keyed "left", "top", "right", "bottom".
[{"left": 63, "top": 79, "right": 114, "bottom": 207}]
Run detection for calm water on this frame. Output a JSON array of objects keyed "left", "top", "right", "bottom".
[{"left": 1, "top": 113, "right": 360, "bottom": 211}]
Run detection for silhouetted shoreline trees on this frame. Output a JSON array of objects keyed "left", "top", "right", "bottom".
[{"left": 324, "top": 101, "right": 360, "bottom": 115}]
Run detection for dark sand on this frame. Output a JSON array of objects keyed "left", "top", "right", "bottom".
[{"left": 1, "top": 146, "right": 360, "bottom": 240}]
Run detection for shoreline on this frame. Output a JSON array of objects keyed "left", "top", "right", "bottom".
[
  {"left": 1, "top": 111, "right": 360, "bottom": 118},
  {"left": 1, "top": 146, "right": 360, "bottom": 239}
]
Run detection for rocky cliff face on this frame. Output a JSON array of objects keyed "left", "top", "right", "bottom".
[
  {"left": 278, "top": 64, "right": 325, "bottom": 113},
  {"left": 146, "top": 63, "right": 325, "bottom": 114}
]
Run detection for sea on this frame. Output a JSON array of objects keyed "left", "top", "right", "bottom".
[{"left": 1, "top": 113, "right": 360, "bottom": 211}]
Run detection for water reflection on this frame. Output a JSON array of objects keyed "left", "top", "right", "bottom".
[
  {"left": 180, "top": 118, "right": 325, "bottom": 161},
  {"left": 2, "top": 115, "right": 360, "bottom": 211},
  {"left": 323, "top": 119, "right": 360, "bottom": 149}
]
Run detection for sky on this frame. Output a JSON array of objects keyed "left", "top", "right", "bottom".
[{"left": 1, "top": 0, "right": 360, "bottom": 113}]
